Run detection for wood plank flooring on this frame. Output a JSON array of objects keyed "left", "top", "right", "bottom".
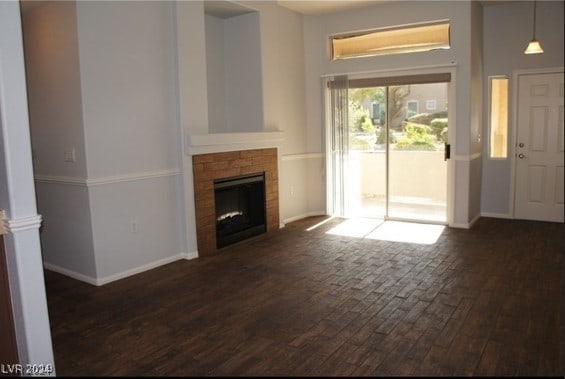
[{"left": 44, "top": 216, "right": 564, "bottom": 376}]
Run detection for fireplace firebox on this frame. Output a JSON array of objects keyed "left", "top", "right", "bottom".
[{"left": 214, "top": 173, "right": 266, "bottom": 248}]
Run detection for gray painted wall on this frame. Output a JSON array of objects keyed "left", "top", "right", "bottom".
[
  {"left": 22, "top": 1, "right": 98, "bottom": 279},
  {"left": 205, "top": 11, "right": 264, "bottom": 133},
  {"left": 481, "top": 0, "right": 564, "bottom": 217},
  {"left": 23, "top": 1, "right": 185, "bottom": 283}
]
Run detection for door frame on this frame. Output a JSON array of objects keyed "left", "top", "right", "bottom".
[
  {"left": 510, "top": 67, "right": 564, "bottom": 218},
  {"left": 324, "top": 65, "right": 457, "bottom": 226}
]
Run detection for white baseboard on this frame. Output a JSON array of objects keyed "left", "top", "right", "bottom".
[
  {"left": 481, "top": 212, "right": 513, "bottom": 219},
  {"left": 468, "top": 213, "right": 481, "bottom": 228},
  {"left": 44, "top": 252, "right": 192, "bottom": 286},
  {"left": 184, "top": 251, "right": 199, "bottom": 260},
  {"left": 96, "top": 253, "right": 191, "bottom": 286},
  {"left": 449, "top": 222, "right": 471, "bottom": 229},
  {"left": 43, "top": 263, "right": 98, "bottom": 286},
  {"left": 450, "top": 213, "right": 481, "bottom": 229}
]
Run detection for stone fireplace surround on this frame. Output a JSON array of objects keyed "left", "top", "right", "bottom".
[{"left": 192, "top": 148, "right": 279, "bottom": 256}]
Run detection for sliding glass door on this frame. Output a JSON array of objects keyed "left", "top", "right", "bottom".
[
  {"left": 327, "top": 75, "right": 449, "bottom": 223},
  {"left": 346, "top": 85, "right": 387, "bottom": 219},
  {"left": 387, "top": 83, "right": 448, "bottom": 222}
]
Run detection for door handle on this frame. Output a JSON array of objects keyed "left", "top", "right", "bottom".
[
  {"left": 444, "top": 143, "right": 450, "bottom": 161},
  {"left": 518, "top": 153, "right": 526, "bottom": 159}
]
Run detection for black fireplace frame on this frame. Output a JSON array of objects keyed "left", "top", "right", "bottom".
[{"left": 214, "top": 172, "right": 267, "bottom": 249}]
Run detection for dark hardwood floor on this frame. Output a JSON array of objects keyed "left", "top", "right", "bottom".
[{"left": 44, "top": 216, "right": 564, "bottom": 376}]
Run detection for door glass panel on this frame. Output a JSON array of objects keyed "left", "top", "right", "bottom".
[
  {"left": 388, "top": 83, "right": 448, "bottom": 222},
  {"left": 347, "top": 86, "right": 387, "bottom": 218},
  {"left": 340, "top": 80, "right": 448, "bottom": 223}
]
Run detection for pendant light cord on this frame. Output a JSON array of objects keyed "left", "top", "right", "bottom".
[{"left": 532, "top": 0, "right": 537, "bottom": 40}]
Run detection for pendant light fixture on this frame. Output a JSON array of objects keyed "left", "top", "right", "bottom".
[{"left": 524, "top": 0, "right": 544, "bottom": 54}]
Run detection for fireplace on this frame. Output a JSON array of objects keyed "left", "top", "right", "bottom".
[
  {"left": 192, "top": 148, "right": 279, "bottom": 256},
  {"left": 214, "top": 173, "right": 266, "bottom": 248}
]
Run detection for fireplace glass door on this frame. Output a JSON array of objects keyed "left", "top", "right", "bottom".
[{"left": 214, "top": 173, "right": 266, "bottom": 248}]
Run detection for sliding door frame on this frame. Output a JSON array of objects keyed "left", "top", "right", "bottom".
[{"left": 324, "top": 65, "right": 456, "bottom": 226}]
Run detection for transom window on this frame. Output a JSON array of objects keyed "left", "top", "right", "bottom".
[{"left": 331, "top": 21, "right": 451, "bottom": 60}]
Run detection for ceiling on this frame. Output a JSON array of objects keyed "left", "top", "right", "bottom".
[
  {"left": 277, "top": 0, "right": 517, "bottom": 15},
  {"left": 277, "top": 0, "right": 387, "bottom": 15},
  {"left": 19, "top": 0, "right": 518, "bottom": 17},
  {"left": 204, "top": 1, "right": 256, "bottom": 18}
]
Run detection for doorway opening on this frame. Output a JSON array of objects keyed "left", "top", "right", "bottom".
[{"left": 327, "top": 74, "right": 450, "bottom": 224}]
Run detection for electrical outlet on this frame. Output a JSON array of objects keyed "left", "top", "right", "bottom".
[
  {"left": 290, "top": 185, "right": 295, "bottom": 196},
  {"left": 64, "top": 148, "right": 76, "bottom": 162}
]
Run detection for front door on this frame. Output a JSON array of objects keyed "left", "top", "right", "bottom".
[{"left": 514, "top": 71, "right": 564, "bottom": 222}]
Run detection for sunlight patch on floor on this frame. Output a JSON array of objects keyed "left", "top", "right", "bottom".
[
  {"left": 324, "top": 218, "right": 384, "bottom": 238},
  {"left": 366, "top": 220, "right": 445, "bottom": 244},
  {"left": 326, "top": 218, "right": 445, "bottom": 245},
  {"left": 305, "top": 216, "right": 336, "bottom": 232}
]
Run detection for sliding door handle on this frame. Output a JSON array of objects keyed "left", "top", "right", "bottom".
[{"left": 444, "top": 143, "right": 451, "bottom": 161}]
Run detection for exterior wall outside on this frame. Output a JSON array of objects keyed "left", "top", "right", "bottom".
[
  {"left": 354, "top": 151, "right": 447, "bottom": 202},
  {"left": 360, "top": 83, "right": 448, "bottom": 122}
]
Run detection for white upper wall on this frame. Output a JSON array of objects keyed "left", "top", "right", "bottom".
[
  {"left": 468, "top": 0, "right": 484, "bottom": 220},
  {"left": 76, "top": 0, "right": 179, "bottom": 178},
  {"left": 175, "top": 0, "right": 209, "bottom": 137},
  {"left": 22, "top": 1, "right": 87, "bottom": 179},
  {"left": 201, "top": 1, "right": 307, "bottom": 154},
  {"left": 470, "top": 0, "right": 484, "bottom": 156},
  {"left": 243, "top": 0, "right": 281, "bottom": 133},
  {"left": 205, "top": 11, "right": 264, "bottom": 133},
  {"left": 303, "top": 0, "right": 476, "bottom": 156},
  {"left": 224, "top": 12, "right": 264, "bottom": 132},
  {"left": 205, "top": 14, "right": 227, "bottom": 133},
  {"left": 272, "top": 5, "right": 307, "bottom": 154},
  {"left": 183, "top": 1, "right": 308, "bottom": 157},
  {"left": 483, "top": 0, "right": 564, "bottom": 76},
  {"left": 480, "top": 0, "right": 564, "bottom": 216}
]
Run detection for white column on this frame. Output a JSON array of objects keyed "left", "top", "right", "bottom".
[
  {"left": 173, "top": 1, "right": 210, "bottom": 256},
  {"left": 0, "top": 0, "right": 55, "bottom": 373}
]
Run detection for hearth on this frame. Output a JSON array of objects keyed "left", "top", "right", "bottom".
[{"left": 214, "top": 173, "right": 266, "bottom": 248}]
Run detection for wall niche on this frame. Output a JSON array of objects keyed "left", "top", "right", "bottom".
[{"left": 204, "top": 1, "right": 264, "bottom": 133}]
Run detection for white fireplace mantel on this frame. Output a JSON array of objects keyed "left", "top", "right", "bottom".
[{"left": 185, "top": 131, "right": 284, "bottom": 155}]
